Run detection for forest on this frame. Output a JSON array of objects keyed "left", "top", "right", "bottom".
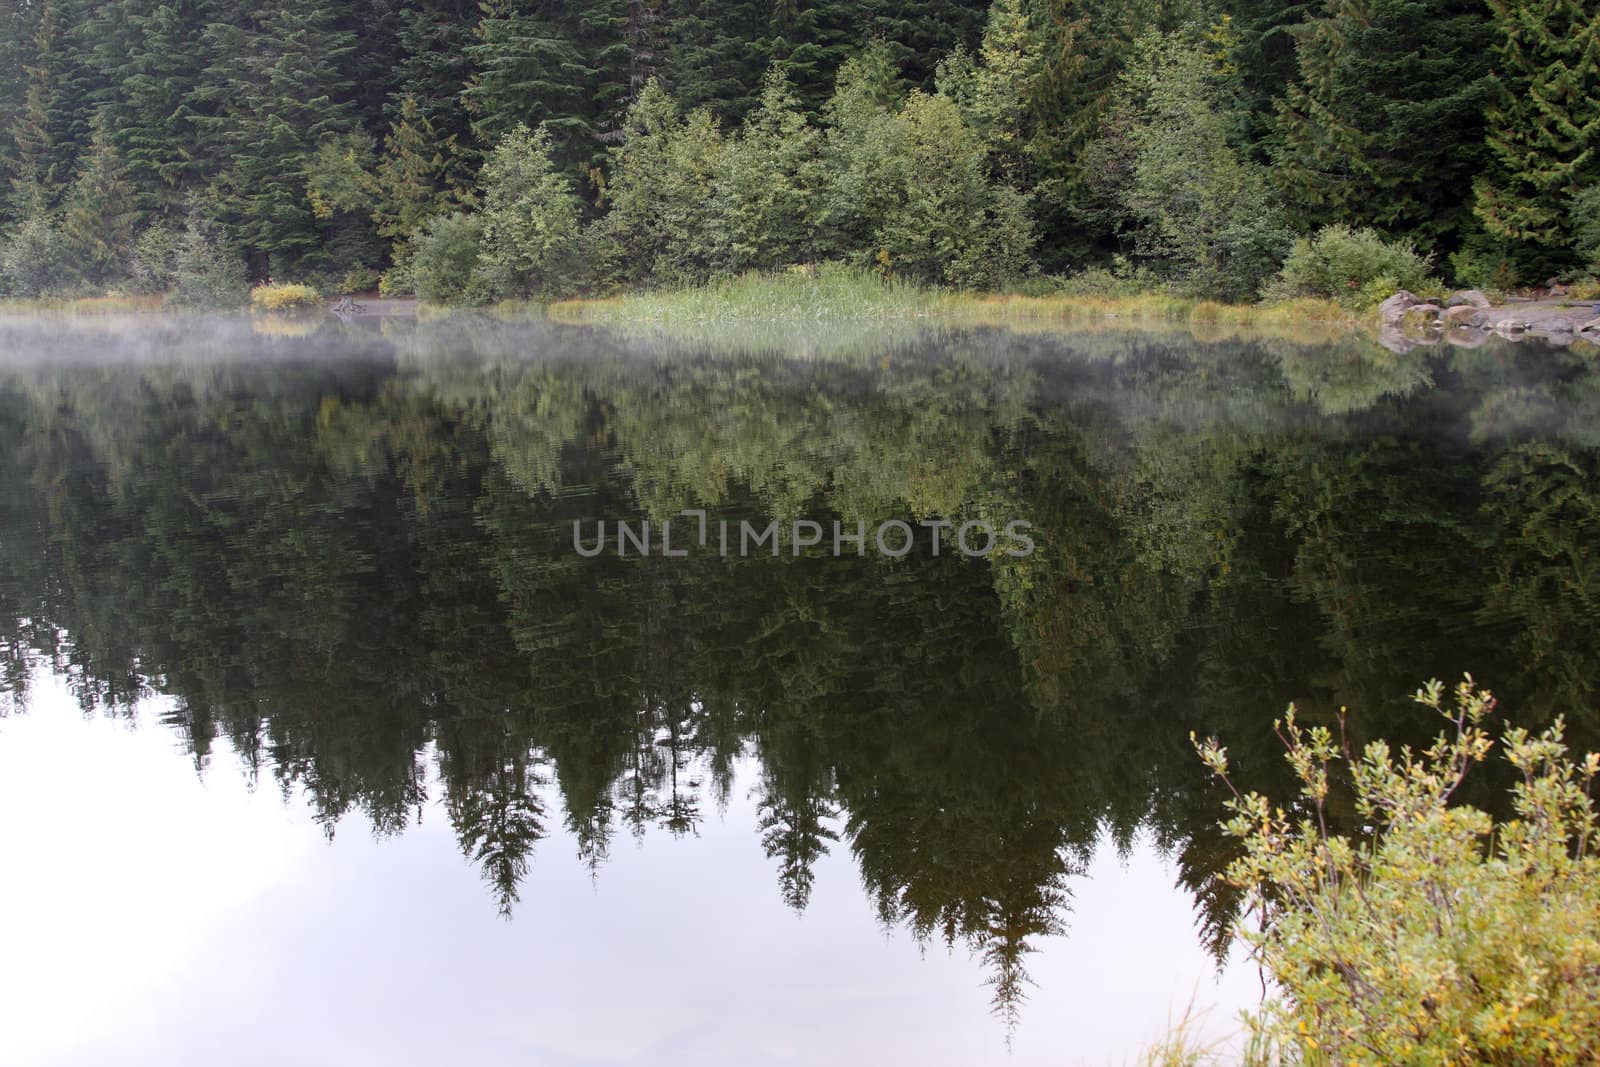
[{"left": 0, "top": 0, "right": 1598, "bottom": 304}]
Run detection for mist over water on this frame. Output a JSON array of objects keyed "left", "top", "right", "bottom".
[{"left": 1, "top": 315, "right": 1596, "bottom": 1064}]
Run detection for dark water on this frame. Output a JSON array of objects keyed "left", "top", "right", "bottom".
[{"left": 0, "top": 314, "right": 1596, "bottom": 1065}]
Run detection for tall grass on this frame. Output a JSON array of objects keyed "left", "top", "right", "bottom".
[
  {"left": 549, "top": 267, "right": 1365, "bottom": 335},
  {"left": 0, "top": 293, "right": 168, "bottom": 316},
  {"left": 549, "top": 265, "right": 944, "bottom": 325}
]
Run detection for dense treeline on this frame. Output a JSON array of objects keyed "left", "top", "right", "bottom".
[{"left": 1, "top": 0, "right": 1598, "bottom": 301}]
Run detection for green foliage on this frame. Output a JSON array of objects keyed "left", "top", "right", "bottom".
[
  {"left": 0, "top": 0, "right": 1564, "bottom": 302},
  {"left": 373, "top": 93, "right": 470, "bottom": 243},
  {"left": 127, "top": 223, "right": 181, "bottom": 295},
  {"left": 1474, "top": 0, "right": 1600, "bottom": 267},
  {"left": 0, "top": 211, "right": 76, "bottom": 297},
  {"left": 472, "top": 124, "right": 582, "bottom": 300},
  {"left": 1196, "top": 678, "right": 1600, "bottom": 1064},
  {"left": 199, "top": 0, "right": 363, "bottom": 275},
  {"left": 168, "top": 201, "right": 248, "bottom": 308},
  {"left": 588, "top": 81, "right": 727, "bottom": 288},
  {"left": 1099, "top": 29, "right": 1290, "bottom": 301},
  {"left": 1573, "top": 184, "right": 1600, "bottom": 276},
  {"left": 59, "top": 113, "right": 139, "bottom": 288},
  {"left": 1272, "top": 0, "right": 1493, "bottom": 253},
  {"left": 1268, "top": 224, "right": 1437, "bottom": 306},
  {"left": 411, "top": 211, "right": 486, "bottom": 304},
  {"left": 711, "top": 69, "right": 822, "bottom": 273},
  {"left": 871, "top": 91, "right": 1035, "bottom": 287},
  {"left": 338, "top": 266, "right": 380, "bottom": 294}
]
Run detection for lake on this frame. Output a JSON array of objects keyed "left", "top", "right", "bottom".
[{"left": 0, "top": 314, "right": 1595, "bottom": 1065}]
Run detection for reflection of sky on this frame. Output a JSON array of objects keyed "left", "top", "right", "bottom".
[{"left": 0, "top": 672, "right": 1261, "bottom": 1066}]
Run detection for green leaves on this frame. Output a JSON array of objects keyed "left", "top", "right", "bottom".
[{"left": 1200, "top": 677, "right": 1600, "bottom": 1063}]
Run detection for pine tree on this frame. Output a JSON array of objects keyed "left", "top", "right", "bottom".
[
  {"left": 1473, "top": 0, "right": 1600, "bottom": 263},
  {"left": 60, "top": 111, "right": 138, "bottom": 286},
  {"left": 464, "top": 0, "right": 604, "bottom": 166},
  {"left": 6, "top": 0, "right": 85, "bottom": 213},
  {"left": 667, "top": 0, "right": 773, "bottom": 124},
  {"left": 88, "top": 1, "right": 212, "bottom": 224},
  {"left": 1272, "top": 0, "right": 1493, "bottom": 252}
]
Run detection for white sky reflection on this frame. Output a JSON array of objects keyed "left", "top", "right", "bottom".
[{"left": 0, "top": 672, "right": 1260, "bottom": 1066}]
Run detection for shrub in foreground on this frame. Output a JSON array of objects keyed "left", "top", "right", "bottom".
[
  {"left": 1195, "top": 678, "right": 1600, "bottom": 1065},
  {"left": 249, "top": 282, "right": 322, "bottom": 314},
  {"left": 1267, "top": 225, "right": 1437, "bottom": 307}
]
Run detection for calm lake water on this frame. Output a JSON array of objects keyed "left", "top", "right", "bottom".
[{"left": 1, "top": 314, "right": 1596, "bottom": 1065}]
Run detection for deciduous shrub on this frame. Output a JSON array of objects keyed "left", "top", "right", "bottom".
[
  {"left": 411, "top": 212, "right": 486, "bottom": 304},
  {"left": 250, "top": 281, "right": 322, "bottom": 313},
  {"left": 1194, "top": 677, "right": 1600, "bottom": 1065},
  {"left": 1267, "top": 225, "right": 1437, "bottom": 307}
]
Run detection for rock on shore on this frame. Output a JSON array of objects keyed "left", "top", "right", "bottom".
[{"left": 1379, "top": 289, "right": 1600, "bottom": 351}]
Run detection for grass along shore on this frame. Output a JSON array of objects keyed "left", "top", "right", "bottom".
[{"left": 545, "top": 268, "right": 1367, "bottom": 333}]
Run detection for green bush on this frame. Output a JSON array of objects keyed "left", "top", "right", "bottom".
[
  {"left": 1574, "top": 184, "right": 1600, "bottom": 276},
  {"left": 337, "top": 266, "right": 381, "bottom": 294},
  {"left": 250, "top": 281, "right": 322, "bottom": 313},
  {"left": 1195, "top": 677, "right": 1600, "bottom": 1064},
  {"left": 412, "top": 212, "right": 486, "bottom": 304},
  {"left": 0, "top": 214, "right": 78, "bottom": 297},
  {"left": 1268, "top": 225, "right": 1437, "bottom": 307}
]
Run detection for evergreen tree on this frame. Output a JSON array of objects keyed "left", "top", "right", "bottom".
[
  {"left": 464, "top": 0, "right": 631, "bottom": 171},
  {"left": 393, "top": 0, "right": 481, "bottom": 156},
  {"left": 199, "top": 0, "right": 361, "bottom": 275},
  {"left": 106, "top": 1, "right": 211, "bottom": 221},
  {"left": 712, "top": 69, "right": 822, "bottom": 272},
  {"left": 1473, "top": 0, "right": 1600, "bottom": 268},
  {"left": 474, "top": 123, "right": 582, "bottom": 298},
  {"left": 1098, "top": 30, "right": 1291, "bottom": 299},
  {"left": 61, "top": 111, "right": 138, "bottom": 286},
  {"left": 1272, "top": 0, "right": 1493, "bottom": 252},
  {"left": 6, "top": 0, "right": 82, "bottom": 213},
  {"left": 588, "top": 80, "right": 726, "bottom": 286},
  {"left": 375, "top": 94, "right": 472, "bottom": 244}
]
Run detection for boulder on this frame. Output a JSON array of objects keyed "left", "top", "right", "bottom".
[
  {"left": 1378, "top": 290, "right": 1420, "bottom": 326},
  {"left": 1578, "top": 316, "right": 1600, "bottom": 335},
  {"left": 1444, "top": 289, "right": 1492, "bottom": 309},
  {"left": 1401, "top": 303, "right": 1443, "bottom": 330},
  {"left": 1443, "top": 305, "right": 1485, "bottom": 326}
]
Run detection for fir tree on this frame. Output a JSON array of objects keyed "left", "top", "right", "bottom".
[
  {"left": 199, "top": 0, "right": 361, "bottom": 275},
  {"left": 1272, "top": 0, "right": 1493, "bottom": 252},
  {"left": 1473, "top": 0, "right": 1600, "bottom": 265},
  {"left": 61, "top": 110, "right": 138, "bottom": 286},
  {"left": 375, "top": 94, "right": 472, "bottom": 244}
]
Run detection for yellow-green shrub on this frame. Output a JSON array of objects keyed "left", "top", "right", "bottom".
[
  {"left": 249, "top": 281, "right": 322, "bottom": 314},
  {"left": 1195, "top": 678, "right": 1600, "bottom": 1065}
]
